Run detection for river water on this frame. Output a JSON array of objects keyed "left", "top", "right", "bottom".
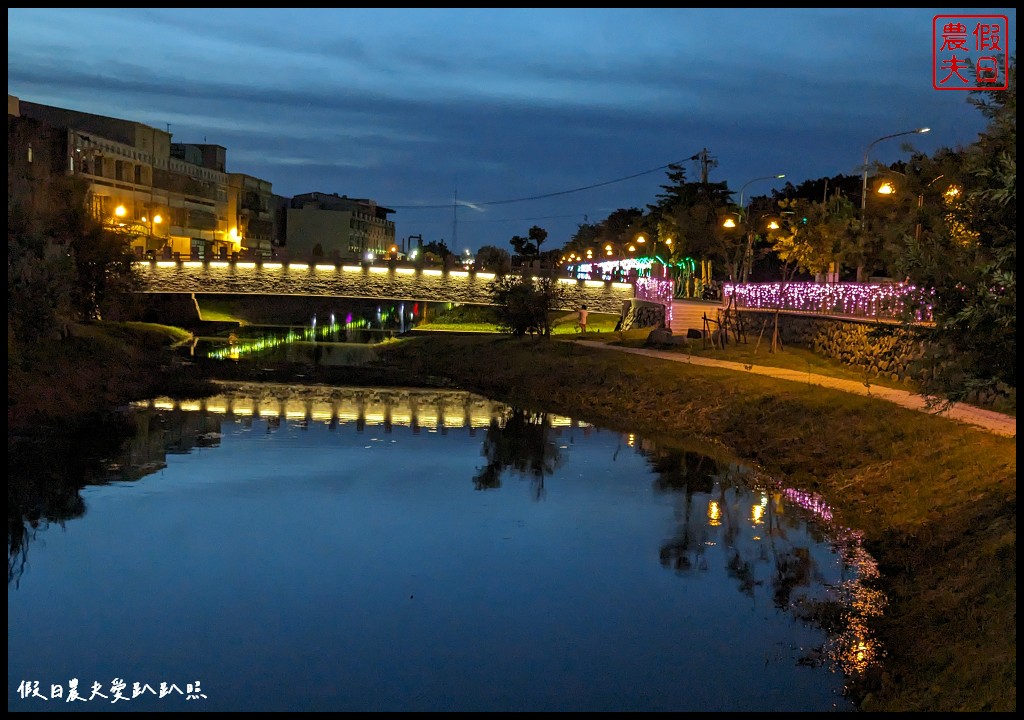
[{"left": 8, "top": 383, "right": 880, "bottom": 712}]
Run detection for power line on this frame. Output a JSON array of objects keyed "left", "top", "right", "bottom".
[
  {"left": 410, "top": 212, "right": 588, "bottom": 226},
  {"left": 389, "top": 154, "right": 700, "bottom": 210}
]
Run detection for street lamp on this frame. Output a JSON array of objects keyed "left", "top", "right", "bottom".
[
  {"left": 141, "top": 213, "right": 162, "bottom": 236},
  {"left": 875, "top": 171, "right": 949, "bottom": 243},
  {"left": 859, "top": 128, "right": 930, "bottom": 215},
  {"left": 735, "top": 174, "right": 785, "bottom": 283},
  {"left": 738, "top": 174, "right": 786, "bottom": 211},
  {"left": 857, "top": 127, "right": 929, "bottom": 282}
]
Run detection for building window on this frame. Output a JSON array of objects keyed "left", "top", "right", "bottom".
[{"left": 27, "top": 144, "right": 33, "bottom": 163}]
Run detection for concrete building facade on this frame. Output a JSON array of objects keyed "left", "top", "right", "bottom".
[
  {"left": 9, "top": 95, "right": 398, "bottom": 264},
  {"left": 8, "top": 95, "right": 276, "bottom": 260},
  {"left": 284, "top": 192, "right": 396, "bottom": 262}
]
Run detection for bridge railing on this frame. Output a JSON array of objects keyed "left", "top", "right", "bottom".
[
  {"left": 133, "top": 258, "right": 637, "bottom": 315},
  {"left": 721, "top": 281, "right": 934, "bottom": 323}
]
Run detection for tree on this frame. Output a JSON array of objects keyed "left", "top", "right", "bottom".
[
  {"left": 9, "top": 175, "right": 138, "bottom": 326},
  {"left": 487, "top": 271, "right": 566, "bottom": 338},
  {"left": 7, "top": 207, "right": 76, "bottom": 343},
  {"left": 509, "top": 225, "right": 549, "bottom": 262},
  {"left": 475, "top": 245, "right": 512, "bottom": 274},
  {"left": 763, "top": 198, "right": 820, "bottom": 352},
  {"left": 895, "top": 56, "right": 1015, "bottom": 406},
  {"left": 422, "top": 240, "right": 452, "bottom": 263},
  {"left": 648, "top": 164, "right": 733, "bottom": 282}
]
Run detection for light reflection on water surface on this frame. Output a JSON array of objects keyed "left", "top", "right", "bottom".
[{"left": 7, "top": 383, "right": 881, "bottom": 712}]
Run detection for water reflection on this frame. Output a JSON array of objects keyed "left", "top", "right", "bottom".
[
  {"left": 8, "top": 384, "right": 882, "bottom": 711},
  {"left": 473, "top": 409, "right": 565, "bottom": 499}
]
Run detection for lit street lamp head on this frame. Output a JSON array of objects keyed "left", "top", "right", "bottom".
[{"left": 861, "top": 127, "right": 932, "bottom": 213}]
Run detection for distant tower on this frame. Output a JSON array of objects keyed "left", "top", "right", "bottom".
[{"left": 452, "top": 186, "right": 458, "bottom": 249}]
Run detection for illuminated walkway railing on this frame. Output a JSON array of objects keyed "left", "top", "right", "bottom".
[
  {"left": 721, "top": 282, "right": 934, "bottom": 323},
  {"left": 634, "top": 277, "right": 675, "bottom": 326},
  {"left": 134, "top": 259, "right": 634, "bottom": 315}
]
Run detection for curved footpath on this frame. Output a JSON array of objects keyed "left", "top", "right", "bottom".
[{"left": 577, "top": 341, "right": 1016, "bottom": 438}]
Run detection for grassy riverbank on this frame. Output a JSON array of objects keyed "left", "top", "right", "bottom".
[{"left": 7, "top": 325, "right": 1015, "bottom": 711}]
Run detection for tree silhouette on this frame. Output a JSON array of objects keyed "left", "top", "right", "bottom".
[{"left": 472, "top": 408, "right": 564, "bottom": 499}]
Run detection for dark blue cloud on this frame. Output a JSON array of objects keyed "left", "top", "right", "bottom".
[{"left": 8, "top": 8, "right": 1014, "bottom": 252}]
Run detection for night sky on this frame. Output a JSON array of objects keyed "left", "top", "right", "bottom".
[{"left": 7, "top": 8, "right": 1016, "bottom": 253}]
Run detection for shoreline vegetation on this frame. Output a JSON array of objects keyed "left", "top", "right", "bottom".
[{"left": 7, "top": 322, "right": 1015, "bottom": 712}]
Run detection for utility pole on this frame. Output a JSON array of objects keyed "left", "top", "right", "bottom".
[
  {"left": 452, "top": 187, "right": 458, "bottom": 250},
  {"left": 697, "top": 148, "right": 718, "bottom": 184}
]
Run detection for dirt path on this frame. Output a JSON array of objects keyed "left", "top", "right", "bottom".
[{"left": 577, "top": 341, "right": 1016, "bottom": 438}]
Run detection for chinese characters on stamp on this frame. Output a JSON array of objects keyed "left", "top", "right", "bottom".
[{"left": 933, "top": 14, "right": 1010, "bottom": 90}]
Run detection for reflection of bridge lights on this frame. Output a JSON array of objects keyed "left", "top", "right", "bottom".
[
  {"left": 262, "top": 263, "right": 282, "bottom": 270},
  {"left": 423, "top": 268, "right": 442, "bottom": 276},
  {"left": 369, "top": 266, "right": 388, "bottom": 274},
  {"left": 751, "top": 504, "right": 765, "bottom": 524},
  {"left": 210, "top": 261, "right": 229, "bottom": 268},
  {"left": 315, "top": 264, "right": 336, "bottom": 271},
  {"left": 707, "top": 501, "right": 722, "bottom": 526},
  {"left": 156, "top": 261, "right": 177, "bottom": 268},
  {"left": 138, "top": 392, "right": 524, "bottom": 437},
  {"left": 288, "top": 263, "right": 309, "bottom": 270},
  {"left": 396, "top": 267, "right": 415, "bottom": 275},
  {"left": 236, "top": 262, "right": 256, "bottom": 269},
  {"left": 476, "top": 272, "right": 495, "bottom": 280},
  {"left": 183, "top": 261, "right": 203, "bottom": 268},
  {"left": 343, "top": 265, "right": 361, "bottom": 272},
  {"left": 443, "top": 411, "right": 465, "bottom": 428}
]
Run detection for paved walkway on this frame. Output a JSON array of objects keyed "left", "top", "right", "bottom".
[{"left": 577, "top": 341, "right": 1016, "bottom": 438}]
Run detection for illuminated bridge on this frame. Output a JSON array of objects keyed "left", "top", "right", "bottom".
[{"left": 135, "top": 259, "right": 636, "bottom": 315}]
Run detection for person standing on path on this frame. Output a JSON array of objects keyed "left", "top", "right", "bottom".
[{"left": 577, "top": 304, "right": 589, "bottom": 333}]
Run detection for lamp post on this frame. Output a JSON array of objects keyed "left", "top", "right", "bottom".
[
  {"left": 857, "top": 128, "right": 930, "bottom": 281},
  {"left": 859, "top": 128, "right": 930, "bottom": 215},
  {"left": 736, "top": 174, "right": 785, "bottom": 283},
  {"left": 875, "top": 171, "right": 947, "bottom": 244}
]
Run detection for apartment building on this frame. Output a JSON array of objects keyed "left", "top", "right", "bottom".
[
  {"left": 284, "top": 192, "right": 396, "bottom": 262},
  {"left": 229, "top": 173, "right": 276, "bottom": 258},
  {"left": 8, "top": 95, "right": 273, "bottom": 259},
  {"left": 10, "top": 94, "right": 399, "bottom": 263}
]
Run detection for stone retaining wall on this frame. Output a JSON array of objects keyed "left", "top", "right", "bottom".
[
  {"left": 737, "top": 310, "right": 926, "bottom": 384},
  {"left": 619, "top": 299, "right": 667, "bottom": 331}
]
